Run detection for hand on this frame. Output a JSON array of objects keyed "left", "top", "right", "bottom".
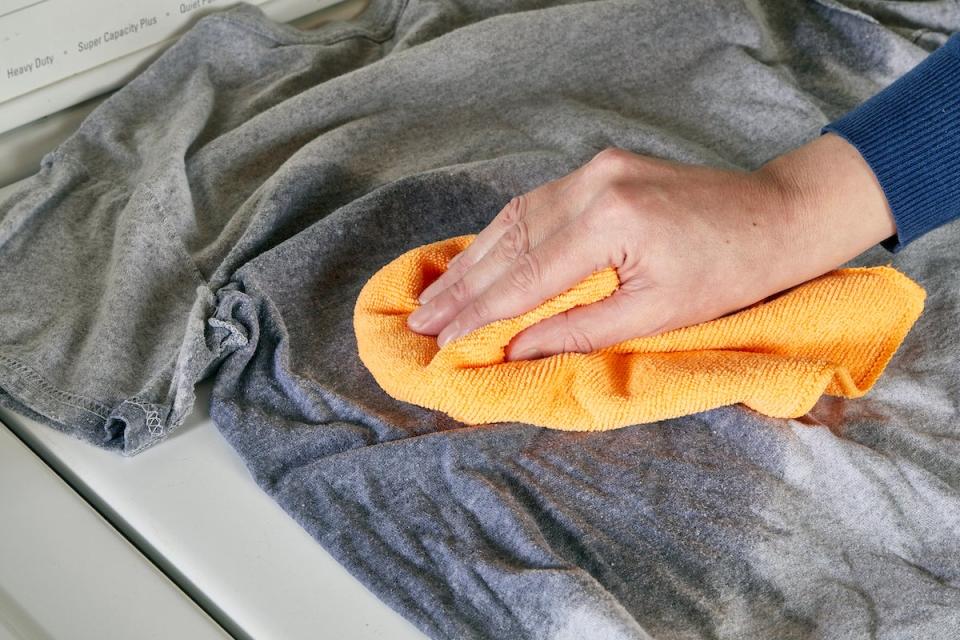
[{"left": 406, "top": 133, "right": 897, "bottom": 361}]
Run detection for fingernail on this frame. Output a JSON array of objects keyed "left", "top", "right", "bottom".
[
  {"left": 437, "top": 322, "right": 461, "bottom": 347},
  {"left": 417, "top": 284, "right": 437, "bottom": 304},
  {"left": 511, "top": 348, "right": 542, "bottom": 361},
  {"left": 407, "top": 305, "right": 433, "bottom": 330}
]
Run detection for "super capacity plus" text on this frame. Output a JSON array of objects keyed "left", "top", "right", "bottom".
[{"left": 78, "top": 16, "right": 158, "bottom": 53}]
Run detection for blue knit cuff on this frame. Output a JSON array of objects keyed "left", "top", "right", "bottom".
[{"left": 822, "top": 34, "right": 960, "bottom": 253}]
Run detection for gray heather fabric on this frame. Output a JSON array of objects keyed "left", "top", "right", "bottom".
[{"left": 2, "top": 1, "right": 960, "bottom": 637}]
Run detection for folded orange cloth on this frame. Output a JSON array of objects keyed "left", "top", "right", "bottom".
[{"left": 353, "top": 234, "right": 926, "bottom": 430}]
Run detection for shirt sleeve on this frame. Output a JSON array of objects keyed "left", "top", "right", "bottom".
[{"left": 822, "top": 33, "right": 960, "bottom": 253}]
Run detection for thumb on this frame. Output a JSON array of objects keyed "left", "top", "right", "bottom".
[{"left": 504, "top": 288, "right": 665, "bottom": 361}]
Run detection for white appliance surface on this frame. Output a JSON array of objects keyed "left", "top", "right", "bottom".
[
  {"left": 0, "top": 420, "right": 230, "bottom": 640},
  {"left": 0, "top": 2, "right": 430, "bottom": 638}
]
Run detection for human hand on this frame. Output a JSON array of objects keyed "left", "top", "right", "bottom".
[{"left": 406, "top": 133, "right": 896, "bottom": 360}]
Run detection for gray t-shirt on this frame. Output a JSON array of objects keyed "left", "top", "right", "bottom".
[{"left": 2, "top": 1, "right": 960, "bottom": 638}]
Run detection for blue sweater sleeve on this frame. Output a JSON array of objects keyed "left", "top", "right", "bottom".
[{"left": 822, "top": 33, "right": 960, "bottom": 252}]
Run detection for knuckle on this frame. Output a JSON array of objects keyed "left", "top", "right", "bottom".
[
  {"left": 561, "top": 324, "right": 596, "bottom": 354},
  {"left": 495, "top": 220, "right": 531, "bottom": 262},
  {"left": 507, "top": 252, "right": 542, "bottom": 293},
  {"left": 464, "top": 295, "right": 492, "bottom": 326},
  {"left": 581, "top": 183, "right": 638, "bottom": 234},
  {"left": 586, "top": 147, "right": 633, "bottom": 178},
  {"left": 446, "top": 276, "right": 472, "bottom": 304},
  {"left": 499, "top": 195, "right": 528, "bottom": 228},
  {"left": 448, "top": 253, "right": 473, "bottom": 278},
  {"left": 558, "top": 310, "right": 597, "bottom": 354}
]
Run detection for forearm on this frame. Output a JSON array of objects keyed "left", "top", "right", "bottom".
[{"left": 754, "top": 132, "right": 897, "bottom": 293}]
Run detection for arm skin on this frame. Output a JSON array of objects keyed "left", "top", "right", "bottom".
[{"left": 404, "top": 133, "right": 896, "bottom": 361}]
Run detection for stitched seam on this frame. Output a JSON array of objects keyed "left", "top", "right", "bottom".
[
  {"left": 213, "top": 15, "right": 400, "bottom": 45},
  {"left": 42, "top": 154, "right": 209, "bottom": 288},
  {"left": 0, "top": 352, "right": 111, "bottom": 419},
  {"left": 210, "top": 0, "right": 409, "bottom": 46},
  {"left": 126, "top": 397, "right": 176, "bottom": 455},
  {"left": 142, "top": 184, "right": 210, "bottom": 286},
  {"left": 12, "top": 158, "right": 195, "bottom": 452},
  {"left": 127, "top": 397, "right": 165, "bottom": 437}
]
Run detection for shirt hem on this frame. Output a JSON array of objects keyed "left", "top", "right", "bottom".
[{"left": 0, "top": 351, "right": 172, "bottom": 456}]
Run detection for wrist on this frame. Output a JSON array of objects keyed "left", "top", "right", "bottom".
[{"left": 752, "top": 133, "right": 897, "bottom": 285}]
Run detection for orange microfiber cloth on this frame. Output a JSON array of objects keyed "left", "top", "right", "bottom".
[{"left": 353, "top": 234, "right": 926, "bottom": 430}]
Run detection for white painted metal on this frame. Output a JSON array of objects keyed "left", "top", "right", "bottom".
[{"left": 0, "top": 421, "right": 231, "bottom": 640}]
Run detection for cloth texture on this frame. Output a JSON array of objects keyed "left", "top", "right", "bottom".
[
  {"left": 355, "top": 234, "right": 926, "bottom": 429},
  {"left": 823, "top": 33, "right": 960, "bottom": 252},
  {"left": 2, "top": 1, "right": 960, "bottom": 639}
]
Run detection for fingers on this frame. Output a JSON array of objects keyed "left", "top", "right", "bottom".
[
  {"left": 409, "top": 213, "right": 545, "bottom": 335},
  {"left": 503, "top": 282, "right": 667, "bottom": 360},
  {"left": 409, "top": 178, "right": 571, "bottom": 335},
  {"left": 431, "top": 217, "right": 606, "bottom": 348},
  {"left": 418, "top": 192, "right": 535, "bottom": 305}
]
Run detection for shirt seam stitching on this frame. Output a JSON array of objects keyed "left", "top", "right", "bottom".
[
  {"left": 43, "top": 152, "right": 211, "bottom": 289},
  {"left": 209, "top": 0, "right": 409, "bottom": 47},
  {"left": 142, "top": 183, "right": 211, "bottom": 287},
  {"left": 0, "top": 352, "right": 112, "bottom": 420}
]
